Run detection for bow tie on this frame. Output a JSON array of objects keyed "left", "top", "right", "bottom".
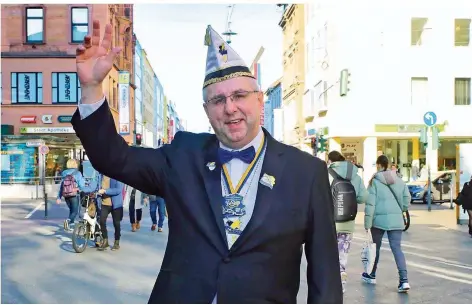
[{"left": 218, "top": 146, "right": 256, "bottom": 164}]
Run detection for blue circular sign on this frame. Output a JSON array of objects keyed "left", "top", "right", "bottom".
[{"left": 423, "top": 111, "right": 437, "bottom": 127}]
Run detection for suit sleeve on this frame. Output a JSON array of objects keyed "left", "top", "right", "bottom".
[
  {"left": 305, "top": 160, "right": 343, "bottom": 304},
  {"left": 71, "top": 100, "right": 168, "bottom": 196}
]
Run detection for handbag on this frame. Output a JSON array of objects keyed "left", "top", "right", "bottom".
[{"left": 360, "top": 230, "right": 376, "bottom": 274}]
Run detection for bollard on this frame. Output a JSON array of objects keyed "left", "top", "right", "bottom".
[{"left": 44, "top": 192, "right": 48, "bottom": 219}]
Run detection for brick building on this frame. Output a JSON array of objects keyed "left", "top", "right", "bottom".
[{"left": 0, "top": 4, "right": 135, "bottom": 183}]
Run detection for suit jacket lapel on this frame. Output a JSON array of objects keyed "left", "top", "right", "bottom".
[
  {"left": 230, "top": 129, "right": 286, "bottom": 252},
  {"left": 201, "top": 136, "right": 228, "bottom": 249}
]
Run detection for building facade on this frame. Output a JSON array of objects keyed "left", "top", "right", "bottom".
[
  {"left": 141, "top": 49, "right": 157, "bottom": 148},
  {"left": 1, "top": 4, "right": 134, "bottom": 184},
  {"left": 279, "top": 4, "right": 307, "bottom": 151},
  {"left": 155, "top": 75, "right": 165, "bottom": 145},
  {"left": 304, "top": 1, "right": 472, "bottom": 182},
  {"left": 264, "top": 78, "right": 283, "bottom": 137},
  {"left": 134, "top": 35, "right": 144, "bottom": 142}
]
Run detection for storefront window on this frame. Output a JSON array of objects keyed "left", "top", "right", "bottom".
[
  {"left": 1, "top": 143, "right": 38, "bottom": 184},
  {"left": 45, "top": 148, "right": 71, "bottom": 181}
]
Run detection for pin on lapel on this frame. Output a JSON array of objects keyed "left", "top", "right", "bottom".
[
  {"left": 206, "top": 162, "right": 216, "bottom": 171},
  {"left": 259, "top": 173, "right": 275, "bottom": 189}
]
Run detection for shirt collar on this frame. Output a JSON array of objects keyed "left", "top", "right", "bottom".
[{"left": 219, "top": 127, "right": 264, "bottom": 152}]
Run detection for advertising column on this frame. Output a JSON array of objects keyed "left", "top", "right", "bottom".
[{"left": 118, "top": 71, "right": 130, "bottom": 136}]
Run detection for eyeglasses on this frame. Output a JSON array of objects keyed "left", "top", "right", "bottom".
[{"left": 206, "top": 90, "right": 259, "bottom": 106}]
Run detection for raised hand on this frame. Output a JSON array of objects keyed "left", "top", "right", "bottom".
[{"left": 76, "top": 20, "right": 121, "bottom": 104}]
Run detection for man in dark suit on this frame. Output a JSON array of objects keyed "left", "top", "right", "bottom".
[{"left": 72, "top": 20, "right": 342, "bottom": 303}]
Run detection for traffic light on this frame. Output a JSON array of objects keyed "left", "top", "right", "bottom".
[
  {"left": 318, "top": 135, "right": 328, "bottom": 153},
  {"left": 310, "top": 137, "right": 318, "bottom": 155},
  {"left": 136, "top": 133, "right": 142, "bottom": 146},
  {"left": 340, "top": 69, "right": 351, "bottom": 96}
]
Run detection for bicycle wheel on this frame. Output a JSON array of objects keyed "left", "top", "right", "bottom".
[
  {"left": 72, "top": 222, "right": 90, "bottom": 253},
  {"left": 403, "top": 210, "right": 411, "bottom": 232}
]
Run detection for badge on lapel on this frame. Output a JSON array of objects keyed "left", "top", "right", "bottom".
[
  {"left": 259, "top": 173, "right": 276, "bottom": 189},
  {"left": 206, "top": 162, "right": 216, "bottom": 171}
]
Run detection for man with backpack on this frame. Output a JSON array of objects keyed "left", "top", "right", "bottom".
[{"left": 327, "top": 151, "right": 368, "bottom": 294}]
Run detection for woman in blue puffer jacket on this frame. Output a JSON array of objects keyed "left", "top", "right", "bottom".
[{"left": 362, "top": 155, "right": 411, "bottom": 293}]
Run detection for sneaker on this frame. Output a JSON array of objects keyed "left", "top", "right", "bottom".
[
  {"left": 361, "top": 272, "right": 377, "bottom": 284},
  {"left": 151, "top": 224, "right": 156, "bottom": 231},
  {"left": 63, "top": 219, "right": 70, "bottom": 231},
  {"left": 398, "top": 282, "right": 410, "bottom": 293},
  {"left": 158, "top": 227, "right": 163, "bottom": 232}
]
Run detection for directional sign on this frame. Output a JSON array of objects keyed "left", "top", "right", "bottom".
[{"left": 423, "top": 111, "right": 437, "bottom": 127}]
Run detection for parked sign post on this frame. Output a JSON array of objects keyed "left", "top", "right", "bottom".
[{"left": 423, "top": 111, "right": 437, "bottom": 212}]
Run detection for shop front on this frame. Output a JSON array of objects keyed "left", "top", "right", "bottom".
[{"left": 1, "top": 133, "right": 82, "bottom": 185}]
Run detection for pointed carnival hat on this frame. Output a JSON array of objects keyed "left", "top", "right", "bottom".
[{"left": 203, "top": 25, "right": 255, "bottom": 89}]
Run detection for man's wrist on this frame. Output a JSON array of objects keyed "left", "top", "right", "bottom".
[{"left": 80, "top": 85, "right": 104, "bottom": 104}]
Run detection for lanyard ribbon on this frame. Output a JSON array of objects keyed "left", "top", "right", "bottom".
[{"left": 222, "top": 135, "right": 266, "bottom": 195}]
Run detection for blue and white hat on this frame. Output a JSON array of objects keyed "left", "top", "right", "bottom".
[{"left": 203, "top": 25, "right": 255, "bottom": 89}]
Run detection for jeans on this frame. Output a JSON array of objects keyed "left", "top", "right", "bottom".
[
  {"left": 65, "top": 195, "right": 80, "bottom": 223},
  {"left": 129, "top": 198, "right": 142, "bottom": 224},
  {"left": 100, "top": 205, "right": 123, "bottom": 241},
  {"left": 371, "top": 227, "right": 408, "bottom": 281},
  {"left": 150, "top": 199, "right": 166, "bottom": 228}
]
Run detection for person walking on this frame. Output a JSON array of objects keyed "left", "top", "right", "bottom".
[
  {"left": 71, "top": 20, "right": 342, "bottom": 303},
  {"left": 124, "top": 185, "right": 144, "bottom": 232},
  {"left": 363, "top": 155, "right": 412, "bottom": 293},
  {"left": 148, "top": 195, "right": 166, "bottom": 232},
  {"left": 327, "top": 151, "right": 368, "bottom": 294},
  {"left": 95, "top": 173, "right": 124, "bottom": 251}
]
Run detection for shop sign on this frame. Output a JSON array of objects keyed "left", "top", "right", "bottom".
[
  {"left": 42, "top": 115, "right": 53, "bottom": 124},
  {"left": 19, "top": 127, "right": 75, "bottom": 134},
  {"left": 20, "top": 116, "right": 36, "bottom": 123},
  {"left": 118, "top": 71, "right": 130, "bottom": 135},
  {"left": 26, "top": 140, "right": 44, "bottom": 147},
  {"left": 58, "top": 115, "right": 73, "bottom": 123}
]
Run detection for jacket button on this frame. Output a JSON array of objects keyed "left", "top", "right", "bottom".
[{"left": 222, "top": 257, "right": 231, "bottom": 263}]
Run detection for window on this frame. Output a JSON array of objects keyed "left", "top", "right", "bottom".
[
  {"left": 411, "top": 17, "right": 431, "bottom": 46},
  {"left": 71, "top": 7, "right": 89, "bottom": 43},
  {"left": 11, "top": 73, "right": 43, "bottom": 104},
  {"left": 25, "top": 7, "right": 44, "bottom": 43},
  {"left": 52, "top": 72, "right": 81, "bottom": 103},
  {"left": 455, "top": 78, "right": 471, "bottom": 105},
  {"left": 455, "top": 19, "right": 470, "bottom": 46},
  {"left": 411, "top": 77, "right": 429, "bottom": 106}
]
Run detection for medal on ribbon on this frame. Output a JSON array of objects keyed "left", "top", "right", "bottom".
[{"left": 221, "top": 135, "right": 267, "bottom": 236}]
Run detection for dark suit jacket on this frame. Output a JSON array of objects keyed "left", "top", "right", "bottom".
[{"left": 72, "top": 101, "right": 342, "bottom": 304}]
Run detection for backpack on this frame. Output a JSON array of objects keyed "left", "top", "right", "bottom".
[
  {"left": 328, "top": 164, "right": 358, "bottom": 223},
  {"left": 62, "top": 173, "right": 78, "bottom": 198}
]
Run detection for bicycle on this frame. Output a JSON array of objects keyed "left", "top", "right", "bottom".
[{"left": 71, "top": 191, "right": 104, "bottom": 253}]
